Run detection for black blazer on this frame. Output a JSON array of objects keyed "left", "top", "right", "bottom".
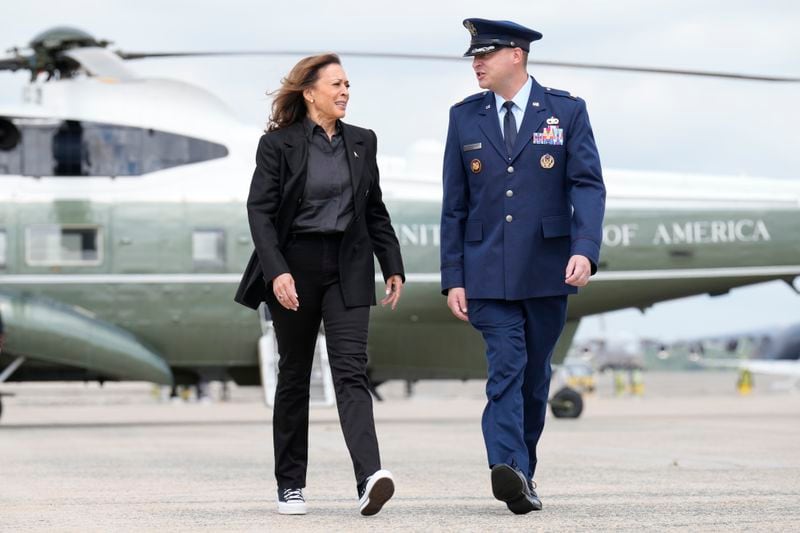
[{"left": 234, "top": 120, "right": 405, "bottom": 310}]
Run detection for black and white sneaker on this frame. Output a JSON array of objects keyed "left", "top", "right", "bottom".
[
  {"left": 277, "top": 487, "right": 307, "bottom": 515},
  {"left": 358, "top": 469, "right": 395, "bottom": 516}
]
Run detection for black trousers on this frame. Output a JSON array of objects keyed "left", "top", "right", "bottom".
[{"left": 267, "top": 233, "right": 381, "bottom": 491}]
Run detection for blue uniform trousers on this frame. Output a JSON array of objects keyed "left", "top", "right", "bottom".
[{"left": 468, "top": 295, "right": 568, "bottom": 479}]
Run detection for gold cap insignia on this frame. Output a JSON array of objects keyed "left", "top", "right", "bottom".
[{"left": 465, "top": 21, "right": 478, "bottom": 36}]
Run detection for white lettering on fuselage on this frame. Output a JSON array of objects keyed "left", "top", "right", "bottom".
[
  {"left": 603, "top": 224, "right": 638, "bottom": 247},
  {"left": 393, "top": 220, "right": 769, "bottom": 248},
  {"left": 651, "top": 219, "right": 771, "bottom": 245},
  {"left": 394, "top": 224, "right": 441, "bottom": 247}
]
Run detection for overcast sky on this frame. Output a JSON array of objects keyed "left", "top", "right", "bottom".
[{"left": 2, "top": 1, "right": 800, "bottom": 341}]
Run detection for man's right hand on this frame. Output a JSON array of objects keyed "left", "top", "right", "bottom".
[
  {"left": 273, "top": 273, "right": 299, "bottom": 311},
  {"left": 446, "top": 287, "right": 469, "bottom": 321}
]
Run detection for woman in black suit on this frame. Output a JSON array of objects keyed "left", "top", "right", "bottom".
[{"left": 234, "top": 53, "right": 404, "bottom": 517}]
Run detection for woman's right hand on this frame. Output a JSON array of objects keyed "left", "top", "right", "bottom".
[{"left": 272, "top": 273, "right": 299, "bottom": 311}]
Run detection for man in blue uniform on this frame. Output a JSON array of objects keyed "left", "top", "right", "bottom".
[{"left": 440, "top": 18, "right": 605, "bottom": 514}]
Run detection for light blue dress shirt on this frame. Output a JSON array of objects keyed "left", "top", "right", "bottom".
[{"left": 495, "top": 76, "right": 532, "bottom": 138}]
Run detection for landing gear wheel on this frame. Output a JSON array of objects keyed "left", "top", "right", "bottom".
[{"left": 549, "top": 386, "right": 583, "bottom": 418}]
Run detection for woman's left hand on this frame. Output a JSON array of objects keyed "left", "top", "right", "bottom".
[{"left": 381, "top": 275, "right": 404, "bottom": 310}]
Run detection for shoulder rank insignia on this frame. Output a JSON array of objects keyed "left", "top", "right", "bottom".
[
  {"left": 453, "top": 91, "right": 487, "bottom": 108},
  {"left": 545, "top": 87, "right": 577, "bottom": 100}
]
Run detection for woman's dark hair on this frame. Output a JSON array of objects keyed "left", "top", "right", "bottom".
[{"left": 266, "top": 53, "right": 341, "bottom": 131}]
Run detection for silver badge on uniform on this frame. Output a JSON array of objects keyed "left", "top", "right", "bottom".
[{"left": 463, "top": 143, "right": 482, "bottom": 152}]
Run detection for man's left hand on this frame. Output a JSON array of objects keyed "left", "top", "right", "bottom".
[{"left": 565, "top": 255, "right": 592, "bottom": 287}]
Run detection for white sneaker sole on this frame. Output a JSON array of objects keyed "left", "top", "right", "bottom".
[
  {"left": 359, "top": 470, "right": 395, "bottom": 516},
  {"left": 277, "top": 501, "right": 307, "bottom": 515}
]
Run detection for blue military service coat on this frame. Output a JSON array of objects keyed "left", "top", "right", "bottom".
[{"left": 440, "top": 76, "right": 605, "bottom": 300}]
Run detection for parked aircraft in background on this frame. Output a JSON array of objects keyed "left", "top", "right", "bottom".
[{"left": 666, "top": 322, "right": 800, "bottom": 387}]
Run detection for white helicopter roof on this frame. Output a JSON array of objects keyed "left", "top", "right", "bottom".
[
  {"left": 0, "top": 76, "right": 249, "bottom": 145},
  {"left": 1, "top": 76, "right": 798, "bottom": 208}
]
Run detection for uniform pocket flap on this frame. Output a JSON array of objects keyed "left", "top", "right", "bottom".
[
  {"left": 541, "top": 215, "right": 571, "bottom": 238},
  {"left": 465, "top": 220, "right": 483, "bottom": 242}
]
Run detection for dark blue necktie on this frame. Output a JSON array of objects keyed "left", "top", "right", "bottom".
[{"left": 502, "top": 101, "right": 517, "bottom": 157}]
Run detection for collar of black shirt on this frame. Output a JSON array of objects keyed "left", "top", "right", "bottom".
[{"left": 304, "top": 116, "right": 342, "bottom": 141}]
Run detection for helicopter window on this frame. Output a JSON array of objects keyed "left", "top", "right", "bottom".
[
  {"left": 82, "top": 123, "right": 229, "bottom": 176},
  {"left": 0, "top": 118, "right": 228, "bottom": 177},
  {"left": 25, "top": 225, "right": 102, "bottom": 266},
  {"left": 0, "top": 230, "right": 6, "bottom": 268},
  {"left": 192, "top": 229, "right": 225, "bottom": 267}
]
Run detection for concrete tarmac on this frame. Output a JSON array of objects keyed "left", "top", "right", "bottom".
[{"left": 1, "top": 371, "right": 799, "bottom": 532}]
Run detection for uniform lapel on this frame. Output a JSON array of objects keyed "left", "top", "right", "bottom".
[
  {"left": 341, "top": 122, "right": 364, "bottom": 197},
  {"left": 477, "top": 92, "right": 508, "bottom": 160},
  {"left": 510, "top": 76, "right": 548, "bottom": 162}
]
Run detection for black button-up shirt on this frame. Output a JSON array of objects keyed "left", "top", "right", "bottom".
[{"left": 292, "top": 117, "right": 354, "bottom": 234}]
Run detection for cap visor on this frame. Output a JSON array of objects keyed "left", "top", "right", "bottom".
[{"left": 464, "top": 44, "right": 500, "bottom": 57}]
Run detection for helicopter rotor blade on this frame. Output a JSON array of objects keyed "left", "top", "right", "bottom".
[
  {"left": 528, "top": 59, "right": 800, "bottom": 83},
  {"left": 116, "top": 50, "right": 800, "bottom": 83},
  {"left": 0, "top": 55, "right": 30, "bottom": 73}
]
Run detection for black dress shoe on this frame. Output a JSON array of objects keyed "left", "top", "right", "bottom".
[
  {"left": 528, "top": 479, "right": 543, "bottom": 511},
  {"left": 490, "top": 464, "right": 541, "bottom": 514}
]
